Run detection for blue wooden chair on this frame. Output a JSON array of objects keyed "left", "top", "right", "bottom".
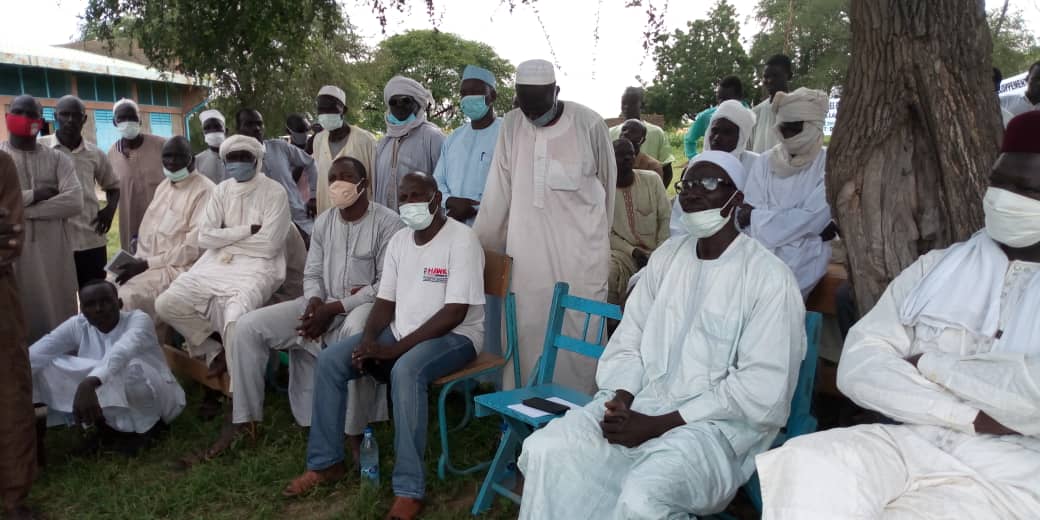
[{"left": 470, "top": 282, "right": 622, "bottom": 515}]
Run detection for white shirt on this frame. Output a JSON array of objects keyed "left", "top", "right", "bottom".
[{"left": 1000, "top": 93, "right": 1039, "bottom": 117}]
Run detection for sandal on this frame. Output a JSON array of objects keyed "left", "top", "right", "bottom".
[{"left": 386, "top": 497, "right": 423, "bottom": 520}]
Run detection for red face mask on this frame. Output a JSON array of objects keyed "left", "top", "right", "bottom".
[{"left": 5, "top": 113, "right": 43, "bottom": 137}]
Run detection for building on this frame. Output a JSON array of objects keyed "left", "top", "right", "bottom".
[{"left": 0, "top": 41, "right": 208, "bottom": 151}]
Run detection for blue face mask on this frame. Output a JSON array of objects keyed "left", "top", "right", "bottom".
[
  {"left": 527, "top": 99, "right": 559, "bottom": 127},
  {"left": 386, "top": 112, "right": 417, "bottom": 126},
  {"left": 225, "top": 161, "right": 257, "bottom": 182},
  {"left": 460, "top": 95, "right": 490, "bottom": 121}
]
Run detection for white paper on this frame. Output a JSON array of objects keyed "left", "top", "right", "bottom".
[
  {"left": 104, "top": 249, "right": 136, "bottom": 274},
  {"left": 507, "top": 396, "right": 582, "bottom": 418}
]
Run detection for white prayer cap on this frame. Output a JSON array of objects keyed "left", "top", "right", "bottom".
[
  {"left": 317, "top": 85, "right": 346, "bottom": 106},
  {"left": 687, "top": 150, "right": 747, "bottom": 191},
  {"left": 516, "top": 59, "right": 556, "bottom": 86},
  {"left": 113, "top": 98, "right": 139, "bottom": 115},
  {"left": 219, "top": 134, "right": 265, "bottom": 162},
  {"left": 772, "top": 87, "right": 828, "bottom": 124},
  {"left": 383, "top": 76, "right": 432, "bottom": 108},
  {"left": 199, "top": 109, "right": 225, "bottom": 126}
]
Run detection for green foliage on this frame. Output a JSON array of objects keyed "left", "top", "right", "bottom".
[
  {"left": 749, "top": 0, "right": 850, "bottom": 95},
  {"left": 644, "top": 0, "right": 754, "bottom": 126},
  {"left": 989, "top": 7, "right": 1040, "bottom": 77}
]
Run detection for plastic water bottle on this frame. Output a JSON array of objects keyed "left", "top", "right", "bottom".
[{"left": 360, "top": 426, "right": 380, "bottom": 485}]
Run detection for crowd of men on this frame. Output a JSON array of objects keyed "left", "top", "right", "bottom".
[{"left": 0, "top": 53, "right": 1038, "bottom": 520}]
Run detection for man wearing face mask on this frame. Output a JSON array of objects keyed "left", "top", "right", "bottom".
[
  {"left": 107, "top": 98, "right": 166, "bottom": 251},
  {"left": 194, "top": 157, "right": 401, "bottom": 462},
  {"left": 284, "top": 172, "right": 484, "bottom": 520},
  {"left": 757, "top": 111, "right": 1040, "bottom": 520},
  {"left": 285, "top": 113, "right": 316, "bottom": 206},
  {"left": 39, "top": 96, "right": 121, "bottom": 288},
  {"left": 194, "top": 109, "right": 227, "bottom": 184},
  {"left": 740, "top": 87, "right": 832, "bottom": 298},
  {"left": 155, "top": 135, "right": 290, "bottom": 379},
  {"left": 473, "top": 58, "right": 616, "bottom": 392},
  {"left": 518, "top": 151, "right": 805, "bottom": 519},
  {"left": 433, "top": 65, "right": 502, "bottom": 226},
  {"left": 2, "top": 94, "right": 83, "bottom": 344},
  {"left": 373, "top": 76, "right": 445, "bottom": 212},
  {"left": 116, "top": 136, "right": 215, "bottom": 321},
  {"left": 311, "top": 85, "right": 377, "bottom": 218}
]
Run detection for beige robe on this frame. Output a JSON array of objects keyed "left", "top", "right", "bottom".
[
  {"left": 312, "top": 125, "right": 377, "bottom": 215},
  {"left": 38, "top": 136, "right": 119, "bottom": 252},
  {"left": 609, "top": 169, "right": 671, "bottom": 304},
  {"left": 108, "top": 134, "right": 166, "bottom": 251}
]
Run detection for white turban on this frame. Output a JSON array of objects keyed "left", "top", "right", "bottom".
[
  {"left": 219, "top": 134, "right": 265, "bottom": 163},
  {"left": 113, "top": 98, "right": 139, "bottom": 115},
  {"left": 687, "top": 150, "right": 747, "bottom": 192},
  {"left": 318, "top": 85, "right": 346, "bottom": 106},
  {"left": 199, "top": 109, "right": 225, "bottom": 127},
  {"left": 770, "top": 87, "right": 828, "bottom": 176},
  {"left": 704, "top": 99, "right": 756, "bottom": 161},
  {"left": 383, "top": 75, "right": 432, "bottom": 137}
]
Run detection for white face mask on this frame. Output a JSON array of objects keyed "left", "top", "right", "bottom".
[
  {"left": 117, "top": 121, "right": 141, "bottom": 140},
  {"left": 983, "top": 187, "right": 1040, "bottom": 248},
  {"left": 679, "top": 192, "right": 737, "bottom": 238},
  {"left": 317, "top": 113, "right": 344, "bottom": 131},
  {"left": 399, "top": 199, "right": 435, "bottom": 230},
  {"left": 204, "top": 132, "right": 226, "bottom": 147}
]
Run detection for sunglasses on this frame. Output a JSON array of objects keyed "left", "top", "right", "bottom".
[{"left": 675, "top": 177, "right": 735, "bottom": 193}]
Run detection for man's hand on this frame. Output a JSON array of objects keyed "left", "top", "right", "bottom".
[
  {"left": 737, "top": 203, "right": 754, "bottom": 228},
  {"left": 115, "top": 258, "right": 148, "bottom": 284},
  {"left": 32, "top": 186, "right": 59, "bottom": 204},
  {"left": 600, "top": 395, "right": 662, "bottom": 448},
  {"left": 93, "top": 205, "right": 117, "bottom": 234},
  {"left": 445, "top": 197, "right": 479, "bottom": 222},
  {"left": 307, "top": 198, "right": 318, "bottom": 219},
  {"left": 299, "top": 300, "right": 342, "bottom": 340},
  {"left": 351, "top": 340, "right": 403, "bottom": 372},
  {"left": 250, "top": 224, "right": 262, "bottom": 235},
  {"left": 0, "top": 208, "right": 22, "bottom": 251},
  {"left": 73, "top": 376, "right": 103, "bottom": 427},
  {"left": 631, "top": 248, "right": 650, "bottom": 268},
  {"left": 974, "top": 410, "right": 1019, "bottom": 436}
]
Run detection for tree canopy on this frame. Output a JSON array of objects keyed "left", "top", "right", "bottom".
[
  {"left": 989, "top": 6, "right": 1040, "bottom": 76},
  {"left": 749, "top": 0, "right": 851, "bottom": 95}
]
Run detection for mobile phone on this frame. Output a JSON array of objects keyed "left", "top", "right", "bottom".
[{"left": 522, "top": 397, "right": 569, "bottom": 415}]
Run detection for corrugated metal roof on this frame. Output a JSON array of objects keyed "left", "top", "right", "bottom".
[{"left": 0, "top": 41, "right": 198, "bottom": 86}]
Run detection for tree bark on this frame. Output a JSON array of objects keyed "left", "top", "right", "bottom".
[{"left": 827, "top": 0, "right": 1003, "bottom": 314}]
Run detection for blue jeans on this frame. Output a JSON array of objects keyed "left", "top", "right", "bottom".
[{"left": 306, "top": 327, "right": 477, "bottom": 499}]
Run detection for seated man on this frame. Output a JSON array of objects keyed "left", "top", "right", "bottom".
[
  {"left": 283, "top": 172, "right": 485, "bottom": 520},
  {"left": 155, "top": 135, "right": 290, "bottom": 377},
  {"left": 740, "top": 87, "right": 833, "bottom": 298},
  {"left": 200, "top": 157, "right": 402, "bottom": 460},
  {"left": 618, "top": 119, "right": 665, "bottom": 184},
  {"left": 117, "top": 136, "right": 215, "bottom": 320},
  {"left": 757, "top": 112, "right": 1040, "bottom": 519},
  {"left": 30, "top": 280, "right": 185, "bottom": 446},
  {"left": 609, "top": 138, "right": 670, "bottom": 305},
  {"left": 518, "top": 151, "right": 805, "bottom": 520}
]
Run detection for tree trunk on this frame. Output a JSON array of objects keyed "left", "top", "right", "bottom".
[{"left": 827, "top": 0, "right": 1003, "bottom": 314}]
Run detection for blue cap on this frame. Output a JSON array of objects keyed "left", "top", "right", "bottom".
[{"left": 462, "top": 65, "right": 496, "bottom": 89}]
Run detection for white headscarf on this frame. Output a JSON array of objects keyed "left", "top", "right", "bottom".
[
  {"left": 769, "top": 87, "right": 828, "bottom": 177},
  {"left": 687, "top": 150, "right": 747, "bottom": 191},
  {"left": 113, "top": 97, "right": 140, "bottom": 116},
  {"left": 704, "top": 99, "right": 756, "bottom": 162},
  {"left": 383, "top": 75, "right": 432, "bottom": 138},
  {"left": 199, "top": 109, "right": 225, "bottom": 127}
]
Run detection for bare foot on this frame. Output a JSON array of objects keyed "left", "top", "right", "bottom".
[
  {"left": 282, "top": 462, "right": 347, "bottom": 497},
  {"left": 386, "top": 496, "right": 423, "bottom": 520}
]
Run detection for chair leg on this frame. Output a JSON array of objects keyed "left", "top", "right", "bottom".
[
  {"left": 472, "top": 422, "right": 525, "bottom": 515},
  {"left": 449, "top": 381, "right": 475, "bottom": 433},
  {"left": 437, "top": 380, "right": 458, "bottom": 481},
  {"left": 744, "top": 472, "right": 763, "bottom": 512}
]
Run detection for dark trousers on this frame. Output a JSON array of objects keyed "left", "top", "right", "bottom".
[{"left": 74, "top": 246, "right": 108, "bottom": 288}]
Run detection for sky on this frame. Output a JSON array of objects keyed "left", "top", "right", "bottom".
[{"left": 4, "top": 0, "right": 1038, "bottom": 118}]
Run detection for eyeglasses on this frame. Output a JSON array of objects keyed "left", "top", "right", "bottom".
[
  {"left": 675, "top": 177, "right": 735, "bottom": 193},
  {"left": 388, "top": 97, "right": 416, "bottom": 108}
]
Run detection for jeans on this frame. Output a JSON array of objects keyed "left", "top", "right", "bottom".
[{"left": 306, "top": 327, "right": 477, "bottom": 499}]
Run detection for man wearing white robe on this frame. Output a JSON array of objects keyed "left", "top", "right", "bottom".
[
  {"left": 757, "top": 111, "right": 1040, "bottom": 519},
  {"left": 30, "top": 280, "right": 185, "bottom": 434},
  {"left": 750, "top": 54, "right": 793, "bottom": 153},
  {"left": 741, "top": 87, "right": 833, "bottom": 298},
  {"left": 155, "top": 135, "right": 290, "bottom": 372},
  {"left": 473, "top": 59, "right": 616, "bottom": 392},
  {"left": 999, "top": 61, "right": 1039, "bottom": 117},
  {"left": 519, "top": 151, "right": 805, "bottom": 519}
]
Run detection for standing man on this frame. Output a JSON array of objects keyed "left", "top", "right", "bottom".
[
  {"left": 194, "top": 109, "right": 227, "bottom": 184},
  {"left": 684, "top": 76, "right": 745, "bottom": 159},
  {"left": 474, "top": 59, "right": 616, "bottom": 392},
  {"left": 373, "top": 76, "right": 445, "bottom": 212},
  {"left": 3, "top": 95, "right": 82, "bottom": 343},
  {"left": 0, "top": 149, "right": 34, "bottom": 520},
  {"left": 286, "top": 113, "right": 316, "bottom": 205},
  {"left": 434, "top": 65, "right": 503, "bottom": 225},
  {"left": 40, "top": 95, "right": 120, "bottom": 287},
  {"left": 107, "top": 98, "right": 166, "bottom": 251},
  {"left": 609, "top": 87, "right": 674, "bottom": 185},
  {"left": 1000, "top": 61, "right": 1039, "bottom": 117},
  {"left": 310, "top": 85, "right": 378, "bottom": 217},
  {"left": 617, "top": 119, "right": 665, "bottom": 184},
  {"left": 750, "top": 54, "right": 793, "bottom": 153}
]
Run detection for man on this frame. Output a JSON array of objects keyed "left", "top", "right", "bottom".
[
  {"left": 474, "top": 59, "right": 616, "bottom": 392},
  {"left": 608, "top": 139, "right": 670, "bottom": 305},
  {"left": 38, "top": 95, "right": 120, "bottom": 288},
  {"left": 30, "top": 280, "right": 185, "bottom": 443},
  {"left": 434, "top": 65, "right": 503, "bottom": 225},
  {"left": 757, "top": 111, "right": 1040, "bottom": 519},
  {"left": 609, "top": 86, "right": 674, "bottom": 185},
  {"left": 519, "top": 151, "right": 805, "bottom": 519},
  {"left": 740, "top": 87, "right": 833, "bottom": 298},
  {"left": 671, "top": 99, "right": 759, "bottom": 236},
  {"left": 310, "top": 86, "right": 378, "bottom": 217},
  {"left": 0, "top": 150, "right": 34, "bottom": 520},
  {"left": 373, "top": 76, "right": 446, "bottom": 212},
  {"left": 750, "top": 54, "right": 793, "bottom": 153},
  {"left": 685, "top": 76, "right": 746, "bottom": 159},
  {"left": 283, "top": 172, "right": 484, "bottom": 520},
  {"left": 200, "top": 157, "right": 401, "bottom": 461},
  {"left": 286, "top": 113, "right": 316, "bottom": 205},
  {"left": 155, "top": 135, "right": 290, "bottom": 376},
  {"left": 235, "top": 108, "right": 318, "bottom": 239},
  {"left": 617, "top": 119, "right": 665, "bottom": 184},
  {"left": 194, "top": 109, "right": 227, "bottom": 184},
  {"left": 1000, "top": 60, "right": 1039, "bottom": 117},
  {"left": 116, "top": 136, "right": 215, "bottom": 320},
  {"left": 3, "top": 95, "right": 83, "bottom": 343},
  {"left": 107, "top": 98, "right": 166, "bottom": 251}
]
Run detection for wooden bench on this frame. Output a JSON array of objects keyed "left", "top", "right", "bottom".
[{"left": 806, "top": 263, "right": 848, "bottom": 316}]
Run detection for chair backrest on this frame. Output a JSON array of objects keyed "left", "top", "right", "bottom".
[
  {"left": 533, "top": 282, "right": 623, "bottom": 386},
  {"left": 785, "top": 311, "right": 822, "bottom": 438},
  {"left": 484, "top": 249, "right": 521, "bottom": 385}
]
